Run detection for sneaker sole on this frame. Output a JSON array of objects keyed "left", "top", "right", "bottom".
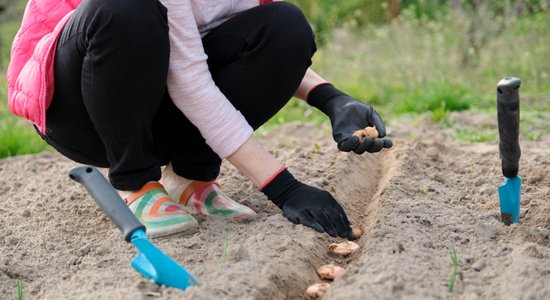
[{"left": 146, "top": 218, "right": 199, "bottom": 238}]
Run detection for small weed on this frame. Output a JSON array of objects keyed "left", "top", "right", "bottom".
[
  {"left": 17, "top": 277, "right": 23, "bottom": 300},
  {"left": 448, "top": 245, "right": 458, "bottom": 293},
  {"left": 455, "top": 128, "right": 497, "bottom": 143},
  {"left": 221, "top": 233, "right": 228, "bottom": 265},
  {"left": 0, "top": 98, "right": 50, "bottom": 159},
  {"left": 431, "top": 103, "right": 449, "bottom": 123},
  {"left": 307, "top": 143, "right": 322, "bottom": 159},
  {"left": 393, "top": 81, "right": 473, "bottom": 116},
  {"left": 525, "top": 132, "right": 542, "bottom": 141},
  {"left": 313, "top": 143, "right": 321, "bottom": 152}
]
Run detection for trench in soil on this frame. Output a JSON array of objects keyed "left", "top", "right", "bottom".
[{"left": 256, "top": 147, "right": 404, "bottom": 299}]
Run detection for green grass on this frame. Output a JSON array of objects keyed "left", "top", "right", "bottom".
[
  {"left": 1, "top": 4, "right": 549, "bottom": 159},
  {"left": 448, "top": 245, "right": 458, "bottom": 293},
  {"left": 0, "top": 73, "right": 50, "bottom": 158},
  {"left": 17, "top": 277, "right": 23, "bottom": 300},
  {"left": 255, "top": 98, "right": 330, "bottom": 136},
  {"left": 0, "top": 15, "right": 23, "bottom": 70},
  {"left": 257, "top": 6, "right": 549, "bottom": 137},
  {"left": 521, "top": 107, "right": 550, "bottom": 141},
  {"left": 261, "top": 9, "right": 550, "bottom": 136},
  {"left": 1, "top": 15, "right": 50, "bottom": 159},
  {"left": 221, "top": 233, "right": 229, "bottom": 265},
  {"left": 456, "top": 128, "right": 497, "bottom": 143}
]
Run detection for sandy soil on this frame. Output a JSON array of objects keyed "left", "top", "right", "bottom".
[{"left": 1, "top": 113, "right": 549, "bottom": 300}]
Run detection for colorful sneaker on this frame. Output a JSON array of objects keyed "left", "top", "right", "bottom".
[
  {"left": 125, "top": 182, "right": 199, "bottom": 238},
  {"left": 178, "top": 181, "right": 257, "bottom": 221}
]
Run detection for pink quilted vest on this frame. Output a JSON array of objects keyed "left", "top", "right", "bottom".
[{"left": 7, "top": 0, "right": 81, "bottom": 133}]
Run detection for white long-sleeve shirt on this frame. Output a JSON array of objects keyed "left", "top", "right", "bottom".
[{"left": 159, "top": 0, "right": 273, "bottom": 158}]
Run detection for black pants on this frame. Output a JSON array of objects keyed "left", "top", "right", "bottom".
[{"left": 41, "top": 0, "right": 316, "bottom": 190}]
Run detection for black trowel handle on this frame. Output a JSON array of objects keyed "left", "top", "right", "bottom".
[
  {"left": 69, "top": 166, "right": 145, "bottom": 242},
  {"left": 496, "top": 77, "right": 521, "bottom": 178}
]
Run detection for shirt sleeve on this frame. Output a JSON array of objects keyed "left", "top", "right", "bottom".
[{"left": 160, "top": 0, "right": 253, "bottom": 158}]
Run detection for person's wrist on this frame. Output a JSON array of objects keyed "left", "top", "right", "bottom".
[
  {"left": 227, "top": 136, "right": 285, "bottom": 186},
  {"left": 260, "top": 168, "right": 300, "bottom": 208},
  {"left": 305, "top": 81, "right": 331, "bottom": 100},
  {"left": 307, "top": 83, "right": 347, "bottom": 113},
  {"left": 258, "top": 166, "right": 287, "bottom": 191}
]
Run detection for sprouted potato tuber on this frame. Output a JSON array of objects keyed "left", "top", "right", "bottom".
[
  {"left": 316, "top": 263, "right": 345, "bottom": 280},
  {"left": 306, "top": 282, "right": 330, "bottom": 298},
  {"left": 351, "top": 224, "right": 363, "bottom": 239},
  {"left": 328, "top": 241, "right": 360, "bottom": 257},
  {"left": 363, "top": 126, "right": 379, "bottom": 138},
  {"left": 352, "top": 126, "right": 378, "bottom": 141},
  {"left": 353, "top": 129, "right": 367, "bottom": 139}
]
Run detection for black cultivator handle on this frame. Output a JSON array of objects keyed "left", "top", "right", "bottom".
[
  {"left": 69, "top": 166, "right": 145, "bottom": 242},
  {"left": 496, "top": 77, "right": 521, "bottom": 178}
]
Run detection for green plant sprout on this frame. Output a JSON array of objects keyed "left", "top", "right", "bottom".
[
  {"left": 307, "top": 143, "right": 322, "bottom": 160},
  {"left": 448, "top": 245, "right": 458, "bottom": 293},
  {"left": 221, "top": 233, "right": 229, "bottom": 265},
  {"left": 17, "top": 277, "right": 23, "bottom": 300}
]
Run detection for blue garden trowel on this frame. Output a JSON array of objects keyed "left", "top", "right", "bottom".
[
  {"left": 496, "top": 77, "right": 522, "bottom": 225},
  {"left": 69, "top": 166, "right": 199, "bottom": 290}
]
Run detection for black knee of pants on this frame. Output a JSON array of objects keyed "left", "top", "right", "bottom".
[
  {"left": 43, "top": 0, "right": 170, "bottom": 190},
  {"left": 210, "top": 1, "right": 316, "bottom": 128},
  {"left": 168, "top": 2, "right": 317, "bottom": 180}
]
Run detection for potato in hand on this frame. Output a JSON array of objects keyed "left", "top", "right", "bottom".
[{"left": 352, "top": 126, "right": 378, "bottom": 141}]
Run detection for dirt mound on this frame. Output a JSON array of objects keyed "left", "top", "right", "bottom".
[{"left": 1, "top": 114, "right": 549, "bottom": 299}]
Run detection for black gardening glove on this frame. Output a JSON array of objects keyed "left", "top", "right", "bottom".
[
  {"left": 308, "top": 83, "right": 393, "bottom": 154},
  {"left": 262, "top": 168, "right": 355, "bottom": 240}
]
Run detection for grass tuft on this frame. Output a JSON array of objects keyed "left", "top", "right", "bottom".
[
  {"left": 393, "top": 81, "right": 473, "bottom": 115},
  {"left": 221, "top": 233, "right": 229, "bottom": 265},
  {"left": 0, "top": 117, "right": 49, "bottom": 157},
  {"left": 1, "top": 16, "right": 50, "bottom": 159},
  {"left": 448, "top": 245, "right": 458, "bottom": 293},
  {"left": 455, "top": 128, "right": 497, "bottom": 143},
  {"left": 17, "top": 277, "right": 23, "bottom": 300}
]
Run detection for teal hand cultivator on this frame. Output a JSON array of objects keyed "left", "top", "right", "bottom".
[
  {"left": 69, "top": 166, "right": 199, "bottom": 290},
  {"left": 496, "top": 77, "right": 522, "bottom": 225}
]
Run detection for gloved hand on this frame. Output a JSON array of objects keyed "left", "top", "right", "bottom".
[
  {"left": 308, "top": 83, "right": 393, "bottom": 154},
  {"left": 261, "top": 168, "right": 355, "bottom": 240}
]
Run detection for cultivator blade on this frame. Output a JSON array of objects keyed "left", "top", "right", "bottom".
[{"left": 130, "top": 230, "right": 199, "bottom": 290}]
